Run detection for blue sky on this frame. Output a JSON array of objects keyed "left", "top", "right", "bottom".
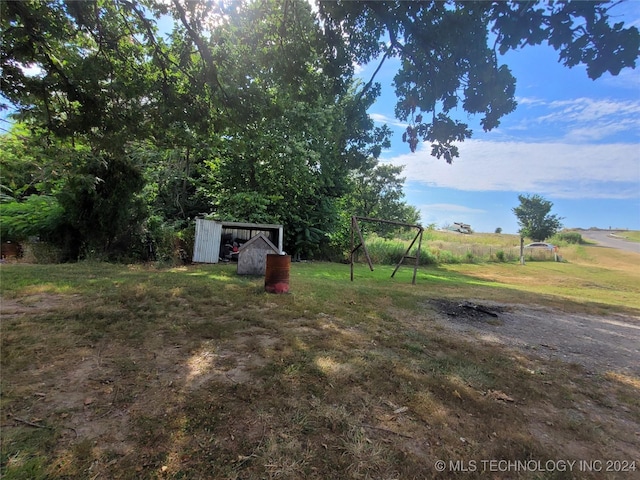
[{"left": 358, "top": 3, "right": 640, "bottom": 234}]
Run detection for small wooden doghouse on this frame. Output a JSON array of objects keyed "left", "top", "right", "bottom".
[{"left": 237, "top": 234, "right": 280, "bottom": 275}]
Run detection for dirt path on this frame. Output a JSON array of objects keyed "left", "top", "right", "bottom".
[{"left": 430, "top": 300, "right": 640, "bottom": 376}]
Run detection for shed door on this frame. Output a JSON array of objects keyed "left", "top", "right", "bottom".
[{"left": 193, "top": 219, "right": 222, "bottom": 263}]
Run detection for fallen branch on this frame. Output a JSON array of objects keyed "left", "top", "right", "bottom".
[
  {"left": 361, "top": 423, "right": 414, "bottom": 439},
  {"left": 13, "top": 417, "right": 51, "bottom": 429},
  {"left": 11, "top": 416, "right": 77, "bottom": 437}
]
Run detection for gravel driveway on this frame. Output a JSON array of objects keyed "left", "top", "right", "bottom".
[
  {"left": 430, "top": 300, "right": 640, "bottom": 376},
  {"left": 580, "top": 229, "right": 640, "bottom": 254}
]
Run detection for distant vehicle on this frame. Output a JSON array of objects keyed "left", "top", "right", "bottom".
[
  {"left": 448, "top": 222, "right": 472, "bottom": 234},
  {"left": 525, "top": 242, "right": 556, "bottom": 251}
]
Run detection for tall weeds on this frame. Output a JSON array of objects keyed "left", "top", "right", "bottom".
[{"left": 358, "top": 233, "right": 555, "bottom": 266}]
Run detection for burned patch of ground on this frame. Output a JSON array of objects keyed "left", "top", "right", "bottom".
[{"left": 428, "top": 298, "right": 507, "bottom": 324}]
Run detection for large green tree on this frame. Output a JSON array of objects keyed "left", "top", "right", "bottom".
[
  {"left": 180, "top": 0, "right": 392, "bottom": 257},
  {"left": 1, "top": 0, "right": 163, "bottom": 258},
  {"left": 346, "top": 160, "right": 420, "bottom": 227},
  {"left": 1, "top": 0, "right": 393, "bottom": 258}
]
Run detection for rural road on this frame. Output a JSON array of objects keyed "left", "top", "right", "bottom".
[{"left": 580, "top": 230, "right": 640, "bottom": 254}]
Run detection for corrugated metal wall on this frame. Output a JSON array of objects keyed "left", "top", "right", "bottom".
[{"left": 193, "top": 219, "right": 222, "bottom": 263}]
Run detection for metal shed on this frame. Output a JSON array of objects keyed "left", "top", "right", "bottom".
[
  {"left": 192, "top": 218, "right": 284, "bottom": 264},
  {"left": 237, "top": 234, "right": 280, "bottom": 275}
]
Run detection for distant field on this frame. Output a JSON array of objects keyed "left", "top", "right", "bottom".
[
  {"left": 619, "top": 230, "right": 640, "bottom": 243},
  {"left": 362, "top": 230, "right": 570, "bottom": 265}
]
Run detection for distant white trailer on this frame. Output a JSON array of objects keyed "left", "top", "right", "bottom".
[{"left": 450, "top": 222, "right": 471, "bottom": 234}]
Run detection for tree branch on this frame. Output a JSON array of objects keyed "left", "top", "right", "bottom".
[
  {"left": 356, "top": 49, "right": 390, "bottom": 104},
  {"left": 171, "top": 0, "right": 226, "bottom": 99}
]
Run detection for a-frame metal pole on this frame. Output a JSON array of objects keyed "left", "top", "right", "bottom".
[
  {"left": 412, "top": 228, "right": 424, "bottom": 285},
  {"left": 350, "top": 216, "right": 373, "bottom": 283},
  {"left": 392, "top": 227, "right": 422, "bottom": 281},
  {"left": 350, "top": 216, "right": 355, "bottom": 281}
]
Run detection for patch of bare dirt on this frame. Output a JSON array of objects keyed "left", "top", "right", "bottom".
[
  {"left": 1, "top": 294, "right": 82, "bottom": 317},
  {"left": 428, "top": 298, "right": 640, "bottom": 376},
  {"left": 427, "top": 298, "right": 640, "bottom": 463}
]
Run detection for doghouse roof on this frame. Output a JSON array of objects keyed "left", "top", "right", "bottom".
[{"left": 238, "top": 233, "right": 279, "bottom": 253}]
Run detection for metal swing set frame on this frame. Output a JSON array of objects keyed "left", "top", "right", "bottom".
[{"left": 350, "top": 216, "right": 424, "bottom": 285}]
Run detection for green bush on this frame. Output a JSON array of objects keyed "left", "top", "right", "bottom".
[
  {"left": 551, "top": 232, "right": 584, "bottom": 245},
  {"left": 144, "top": 217, "right": 195, "bottom": 265},
  {"left": 419, "top": 249, "right": 438, "bottom": 265},
  {"left": 20, "top": 242, "right": 64, "bottom": 264},
  {"left": 364, "top": 237, "right": 405, "bottom": 265}
]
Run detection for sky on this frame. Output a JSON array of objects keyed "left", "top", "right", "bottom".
[{"left": 358, "top": 3, "right": 640, "bottom": 234}]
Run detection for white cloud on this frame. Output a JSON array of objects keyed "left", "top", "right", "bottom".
[
  {"left": 543, "top": 98, "right": 640, "bottom": 123},
  {"left": 384, "top": 139, "right": 640, "bottom": 199},
  {"left": 420, "top": 203, "right": 486, "bottom": 213},
  {"left": 565, "top": 119, "right": 639, "bottom": 142},
  {"left": 353, "top": 62, "right": 365, "bottom": 75},
  {"left": 413, "top": 203, "right": 487, "bottom": 229},
  {"left": 418, "top": 203, "right": 487, "bottom": 216},
  {"left": 369, "top": 112, "right": 408, "bottom": 128},
  {"left": 510, "top": 97, "right": 640, "bottom": 142},
  {"left": 601, "top": 68, "right": 640, "bottom": 90},
  {"left": 419, "top": 203, "right": 486, "bottom": 214},
  {"left": 515, "top": 96, "right": 545, "bottom": 106}
]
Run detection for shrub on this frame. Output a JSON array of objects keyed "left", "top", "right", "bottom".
[
  {"left": 437, "top": 250, "right": 460, "bottom": 264},
  {"left": 21, "top": 241, "right": 64, "bottom": 264},
  {"left": 419, "top": 249, "right": 438, "bottom": 265},
  {"left": 141, "top": 217, "right": 195, "bottom": 265},
  {"left": 550, "top": 232, "right": 584, "bottom": 245}
]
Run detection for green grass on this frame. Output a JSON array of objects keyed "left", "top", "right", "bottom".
[
  {"left": 618, "top": 230, "right": 640, "bottom": 243},
  {"left": 1, "top": 248, "right": 639, "bottom": 479}
]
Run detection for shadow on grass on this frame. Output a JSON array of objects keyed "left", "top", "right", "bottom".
[{"left": 1, "top": 262, "right": 638, "bottom": 479}]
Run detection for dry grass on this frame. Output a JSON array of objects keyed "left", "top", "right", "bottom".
[
  {"left": 439, "top": 245, "right": 640, "bottom": 313},
  {"left": 1, "top": 251, "right": 639, "bottom": 479}
]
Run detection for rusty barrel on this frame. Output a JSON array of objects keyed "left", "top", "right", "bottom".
[{"left": 265, "top": 254, "right": 291, "bottom": 294}]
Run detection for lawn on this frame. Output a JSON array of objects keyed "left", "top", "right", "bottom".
[
  {"left": 619, "top": 231, "right": 640, "bottom": 243},
  {"left": 1, "top": 247, "right": 639, "bottom": 479}
]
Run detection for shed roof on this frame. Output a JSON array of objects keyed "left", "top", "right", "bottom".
[{"left": 218, "top": 220, "right": 283, "bottom": 230}]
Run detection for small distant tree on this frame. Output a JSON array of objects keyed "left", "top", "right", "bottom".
[
  {"left": 495, "top": 227, "right": 502, "bottom": 234},
  {"left": 512, "top": 194, "right": 563, "bottom": 241}
]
